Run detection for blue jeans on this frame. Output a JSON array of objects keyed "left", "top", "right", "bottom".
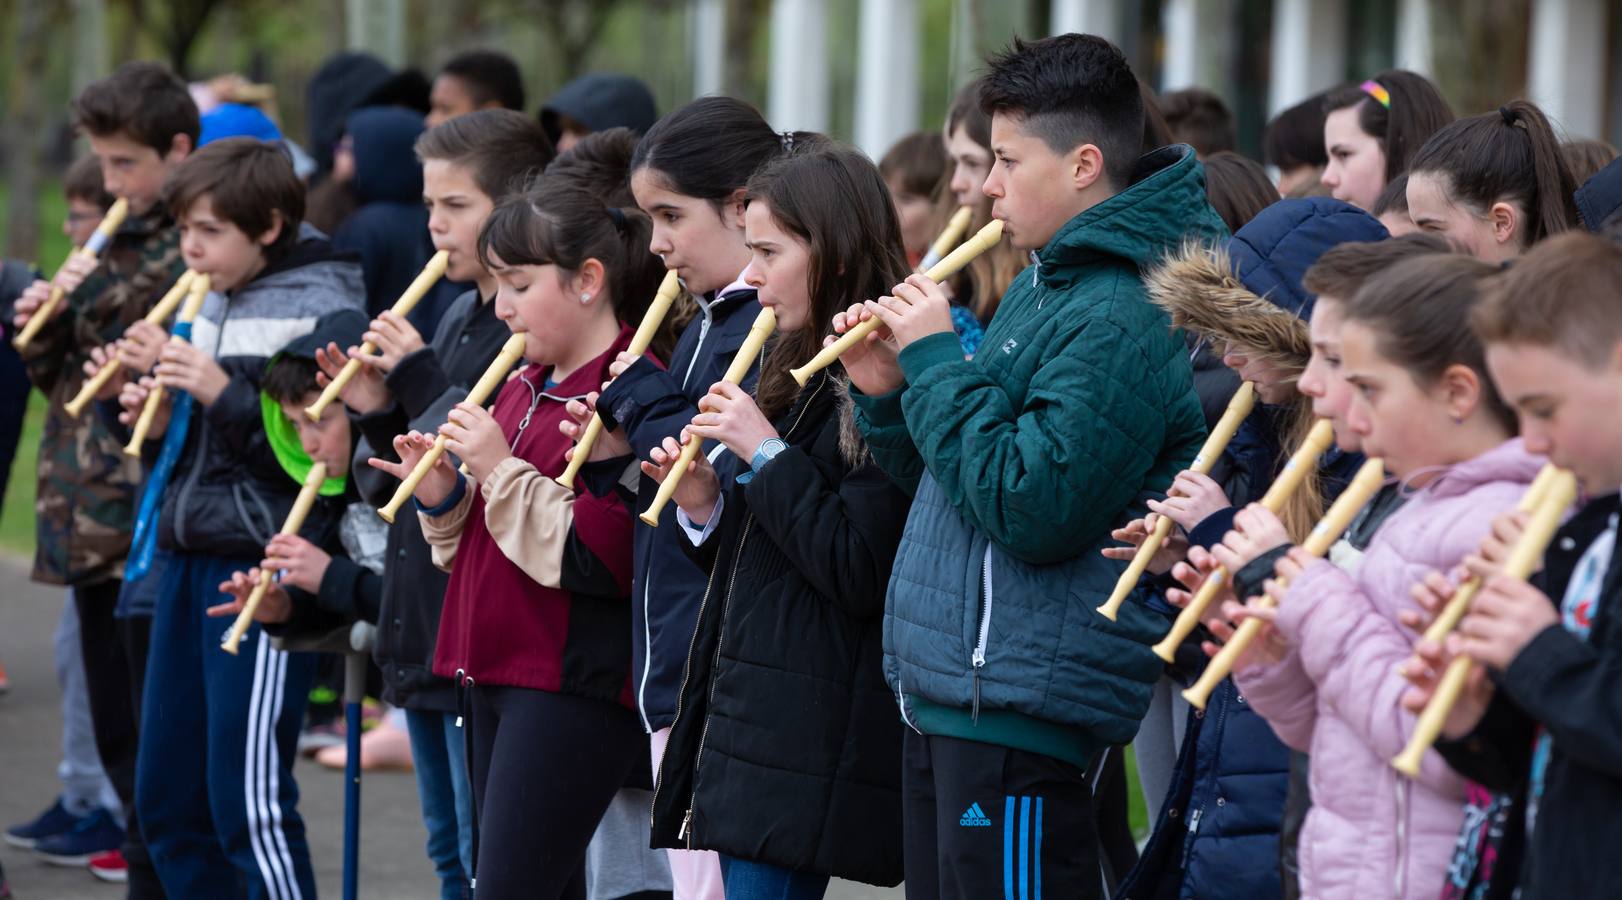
[
  {"left": 405, "top": 708, "right": 474, "bottom": 900},
  {"left": 717, "top": 855, "right": 828, "bottom": 900}
]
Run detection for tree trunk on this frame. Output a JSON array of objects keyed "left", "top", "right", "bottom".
[{"left": 4, "top": 0, "right": 51, "bottom": 264}]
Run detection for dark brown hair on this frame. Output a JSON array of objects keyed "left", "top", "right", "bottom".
[
  {"left": 1342, "top": 252, "right": 1514, "bottom": 432},
  {"left": 439, "top": 50, "right": 526, "bottom": 112},
  {"left": 980, "top": 34, "right": 1145, "bottom": 191},
  {"left": 1371, "top": 172, "right": 1409, "bottom": 217},
  {"left": 1161, "top": 87, "right": 1236, "bottom": 156},
  {"left": 415, "top": 108, "right": 554, "bottom": 201},
  {"left": 1408, "top": 100, "right": 1578, "bottom": 248},
  {"left": 1302, "top": 232, "right": 1450, "bottom": 302},
  {"left": 1323, "top": 70, "right": 1454, "bottom": 185},
  {"left": 164, "top": 138, "right": 304, "bottom": 256},
  {"left": 1561, "top": 138, "right": 1620, "bottom": 187},
  {"left": 1473, "top": 231, "right": 1622, "bottom": 366},
  {"left": 879, "top": 132, "right": 947, "bottom": 199},
  {"left": 63, "top": 156, "right": 113, "bottom": 208},
  {"left": 476, "top": 179, "right": 665, "bottom": 330},
  {"left": 1265, "top": 90, "right": 1330, "bottom": 171},
  {"left": 1202, "top": 151, "right": 1279, "bottom": 232},
  {"left": 941, "top": 77, "right": 1027, "bottom": 323},
  {"left": 631, "top": 96, "right": 814, "bottom": 210},
  {"left": 1139, "top": 77, "right": 1174, "bottom": 155},
  {"left": 947, "top": 79, "right": 991, "bottom": 150},
  {"left": 744, "top": 143, "right": 911, "bottom": 419},
  {"left": 73, "top": 61, "right": 200, "bottom": 155},
  {"left": 547, "top": 128, "right": 642, "bottom": 206}
]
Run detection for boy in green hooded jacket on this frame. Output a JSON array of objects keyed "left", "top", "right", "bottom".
[{"left": 834, "top": 34, "right": 1225, "bottom": 897}]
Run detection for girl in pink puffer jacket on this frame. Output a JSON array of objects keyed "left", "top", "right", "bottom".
[{"left": 1208, "top": 253, "right": 1544, "bottom": 899}]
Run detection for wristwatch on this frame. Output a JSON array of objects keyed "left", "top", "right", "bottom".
[
  {"left": 738, "top": 437, "right": 788, "bottom": 484},
  {"left": 752, "top": 437, "right": 787, "bottom": 469}
]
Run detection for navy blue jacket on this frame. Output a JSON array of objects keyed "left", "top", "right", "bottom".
[
  {"left": 591, "top": 284, "right": 762, "bottom": 731},
  {"left": 332, "top": 106, "right": 465, "bottom": 337},
  {"left": 1121, "top": 198, "right": 1384, "bottom": 900}
]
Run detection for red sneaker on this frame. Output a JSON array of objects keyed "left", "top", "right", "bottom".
[{"left": 88, "top": 849, "right": 128, "bottom": 883}]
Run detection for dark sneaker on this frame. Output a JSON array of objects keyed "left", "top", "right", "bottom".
[
  {"left": 89, "top": 849, "right": 130, "bottom": 883},
  {"left": 5, "top": 797, "right": 86, "bottom": 849},
  {"left": 32, "top": 808, "right": 122, "bottom": 866}
]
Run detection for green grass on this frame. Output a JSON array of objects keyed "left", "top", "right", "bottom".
[
  {"left": 1, "top": 179, "right": 72, "bottom": 557},
  {"left": 1125, "top": 745, "right": 1149, "bottom": 840}
]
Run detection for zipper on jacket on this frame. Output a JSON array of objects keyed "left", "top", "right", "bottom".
[
  {"left": 641, "top": 290, "right": 724, "bottom": 733},
  {"left": 971, "top": 544, "right": 994, "bottom": 722},
  {"left": 655, "top": 376, "right": 823, "bottom": 843},
  {"left": 1393, "top": 773, "right": 1409, "bottom": 897},
  {"left": 679, "top": 295, "right": 715, "bottom": 389}
]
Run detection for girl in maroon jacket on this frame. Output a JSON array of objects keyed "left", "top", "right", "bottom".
[{"left": 374, "top": 179, "right": 665, "bottom": 899}]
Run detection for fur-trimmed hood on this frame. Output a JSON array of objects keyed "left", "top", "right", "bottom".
[{"left": 1147, "top": 197, "right": 1386, "bottom": 367}]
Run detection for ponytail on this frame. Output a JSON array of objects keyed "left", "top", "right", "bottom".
[
  {"left": 1409, "top": 99, "right": 1578, "bottom": 246},
  {"left": 632, "top": 96, "right": 818, "bottom": 207}
]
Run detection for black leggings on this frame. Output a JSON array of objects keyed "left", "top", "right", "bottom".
[{"left": 465, "top": 684, "right": 642, "bottom": 900}]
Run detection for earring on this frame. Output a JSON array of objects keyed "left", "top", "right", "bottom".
[{"left": 580, "top": 292, "right": 592, "bottom": 305}]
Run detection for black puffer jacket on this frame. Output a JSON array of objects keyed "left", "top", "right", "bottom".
[{"left": 650, "top": 369, "right": 907, "bottom": 886}]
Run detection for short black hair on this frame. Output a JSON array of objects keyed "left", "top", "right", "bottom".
[
  {"left": 1371, "top": 172, "right": 1409, "bottom": 217},
  {"left": 980, "top": 34, "right": 1144, "bottom": 190},
  {"left": 73, "top": 61, "right": 200, "bottom": 155},
  {"left": 440, "top": 50, "right": 526, "bottom": 112},
  {"left": 261, "top": 354, "right": 321, "bottom": 405}
]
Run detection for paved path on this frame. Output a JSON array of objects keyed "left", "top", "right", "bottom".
[{"left": 0, "top": 553, "right": 899, "bottom": 899}]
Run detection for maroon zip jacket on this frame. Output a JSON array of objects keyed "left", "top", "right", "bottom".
[{"left": 428, "top": 324, "right": 638, "bottom": 708}]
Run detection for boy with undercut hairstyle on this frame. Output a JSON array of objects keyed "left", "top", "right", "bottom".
[
  {"left": 112, "top": 137, "right": 363, "bottom": 899},
  {"left": 6, "top": 60, "right": 194, "bottom": 891},
  {"left": 1400, "top": 232, "right": 1622, "bottom": 899},
  {"left": 837, "top": 33, "right": 1223, "bottom": 897}
]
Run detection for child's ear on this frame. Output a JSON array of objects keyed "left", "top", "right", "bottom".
[
  {"left": 574, "top": 257, "right": 607, "bottom": 300},
  {"left": 257, "top": 210, "right": 285, "bottom": 248},
  {"left": 1440, "top": 362, "right": 1484, "bottom": 420},
  {"left": 1069, "top": 143, "right": 1105, "bottom": 193},
  {"left": 724, "top": 188, "right": 748, "bottom": 229},
  {"left": 1488, "top": 201, "right": 1519, "bottom": 248},
  {"left": 166, "top": 133, "right": 194, "bottom": 165}
]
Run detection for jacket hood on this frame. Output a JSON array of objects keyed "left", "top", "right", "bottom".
[
  {"left": 1146, "top": 197, "right": 1386, "bottom": 367},
  {"left": 245, "top": 225, "right": 367, "bottom": 302},
  {"left": 1576, "top": 154, "right": 1622, "bottom": 232},
  {"left": 305, "top": 52, "right": 394, "bottom": 174},
  {"left": 1417, "top": 437, "right": 1546, "bottom": 501},
  {"left": 1035, "top": 144, "right": 1228, "bottom": 287},
  {"left": 539, "top": 73, "right": 658, "bottom": 139},
  {"left": 346, "top": 106, "right": 426, "bottom": 204},
  {"left": 260, "top": 306, "right": 368, "bottom": 497}
]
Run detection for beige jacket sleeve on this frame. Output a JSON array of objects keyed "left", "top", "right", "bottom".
[
  {"left": 418, "top": 480, "right": 475, "bottom": 572},
  {"left": 479, "top": 455, "right": 576, "bottom": 588}
]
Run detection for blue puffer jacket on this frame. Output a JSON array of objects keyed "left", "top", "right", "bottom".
[{"left": 1118, "top": 198, "right": 1386, "bottom": 900}]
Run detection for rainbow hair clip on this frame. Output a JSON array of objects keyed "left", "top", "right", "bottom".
[{"left": 1360, "top": 79, "right": 1391, "bottom": 109}]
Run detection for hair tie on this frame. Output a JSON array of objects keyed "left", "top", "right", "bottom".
[
  {"left": 1359, "top": 79, "right": 1391, "bottom": 109},
  {"left": 779, "top": 131, "right": 795, "bottom": 153},
  {"left": 1499, "top": 105, "right": 1521, "bottom": 127},
  {"left": 606, "top": 206, "right": 626, "bottom": 230}
]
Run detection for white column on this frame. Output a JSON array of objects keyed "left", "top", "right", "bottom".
[
  {"left": 1268, "top": 0, "right": 1347, "bottom": 114},
  {"left": 1528, "top": 0, "right": 1608, "bottom": 139},
  {"left": 1050, "top": 0, "right": 1122, "bottom": 42},
  {"left": 768, "top": 0, "right": 830, "bottom": 133},
  {"left": 1162, "top": 0, "right": 1236, "bottom": 94},
  {"left": 854, "top": 0, "right": 920, "bottom": 160},
  {"left": 1394, "top": 0, "right": 1433, "bottom": 76},
  {"left": 690, "top": 0, "right": 725, "bottom": 97},
  {"left": 345, "top": 0, "right": 405, "bottom": 68}
]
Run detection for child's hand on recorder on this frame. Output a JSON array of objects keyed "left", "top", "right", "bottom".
[
  {"left": 829, "top": 302, "right": 903, "bottom": 396},
  {"left": 440, "top": 402, "right": 509, "bottom": 483},
  {"left": 1102, "top": 514, "right": 1188, "bottom": 575},
  {"left": 368, "top": 431, "right": 459, "bottom": 509},
  {"left": 642, "top": 429, "right": 721, "bottom": 526},
  {"left": 207, "top": 568, "right": 293, "bottom": 624},
  {"left": 315, "top": 341, "right": 389, "bottom": 415},
  {"left": 260, "top": 533, "right": 331, "bottom": 594},
  {"left": 561, "top": 392, "right": 631, "bottom": 462},
  {"left": 1399, "top": 635, "right": 1495, "bottom": 741}
]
